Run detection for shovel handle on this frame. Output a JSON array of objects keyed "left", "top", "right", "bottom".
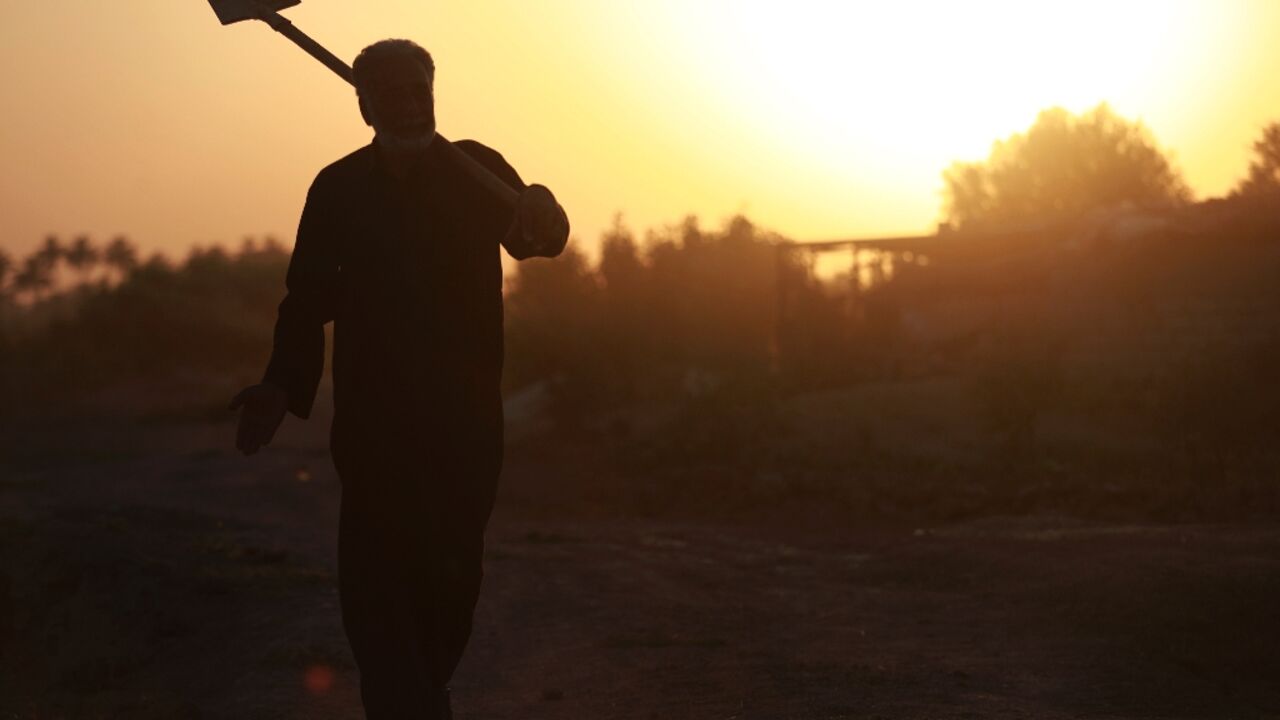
[
  {"left": 257, "top": 11, "right": 353, "bottom": 84},
  {"left": 257, "top": 8, "right": 520, "bottom": 210},
  {"left": 435, "top": 135, "right": 522, "bottom": 208}
]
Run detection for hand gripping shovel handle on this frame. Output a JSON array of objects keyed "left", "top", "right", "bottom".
[{"left": 248, "top": 4, "right": 521, "bottom": 210}]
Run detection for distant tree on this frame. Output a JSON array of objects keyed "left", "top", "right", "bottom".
[
  {"left": 0, "top": 249, "right": 12, "bottom": 298},
  {"left": 12, "top": 255, "right": 53, "bottom": 304},
  {"left": 104, "top": 235, "right": 139, "bottom": 282},
  {"left": 943, "top": 103, "right": 1191, "bottom": 230},
  {"left": 1232, "top": 121, "right": 1280, "bottom": 198},
  {"left": 596, "top": 216, "right": 649, "bottom": 400},
  {"left": 504, "top": 244, "right": 604, "bottom": 424},
  {"left": 599, "top": 216, "right": 644, "bottom": 292},
  {"left": 34, "top": 235, "right": 64, "bottom": 277},
  {"left": 65, "top": 235, "right": 101, "bottom": 286},
  {"left": 640, "top": 214, "right": 780, "bottom": 375}
]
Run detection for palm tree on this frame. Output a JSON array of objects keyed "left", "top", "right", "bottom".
[
  {"left": 13, "top": 255, "right": 53, "bottom": 305},
  {"left": 0, "top": 249, "right": 15, "bottom": 318},
  {"left": 0, "top": 250, "right": 12, "bottom": 330},
  {"left": 35, "top": 235, "right": 63, "bottom": 270},
  {"left": 104, "top": 235, "right": 138, "bottom": 284},
  {"left": 31, "top": 235, "right": 64, "bottom": 295},
  {"left": 0, "top": 249, "right": 12, "bottom": 299},
  {"left": 65, "top": 235, "right": 101, "bottom": 286}
]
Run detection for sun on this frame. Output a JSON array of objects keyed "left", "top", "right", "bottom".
[{"left": 652, "top": 0, "right": 1224, "bottom": 229}]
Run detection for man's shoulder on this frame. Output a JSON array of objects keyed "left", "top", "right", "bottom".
[
  {"left": 453, "top": 139, "right": 510, "bottom": 168},
  {"left": 453, "top": 138, "right": 497, "bottom": 156},
  {"left": 452, "top": 139, "right": 523, "bottom": 187},
  {"left": 311, "top": 145, "right": 375, "bottom": 189}
]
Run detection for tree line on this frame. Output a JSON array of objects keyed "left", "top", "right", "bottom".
[
  {"left": 2, "top": 106, "right": 1276, "bottom": 421},
  {"left": 0, "top": 235, "right": 141, "bottom": 306}
]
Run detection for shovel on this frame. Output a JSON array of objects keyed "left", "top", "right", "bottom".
[{"left": 207, "top": 0, "right": 521, "bottom": 208}]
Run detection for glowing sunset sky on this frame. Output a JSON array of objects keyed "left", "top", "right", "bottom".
[{"left": 1, "top": 1, "right": 1277, "bottom": 259}]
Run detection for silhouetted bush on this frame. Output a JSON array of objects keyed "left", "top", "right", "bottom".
[{"left": 944, "top": 104, "right": 1190, "bottom": 231}]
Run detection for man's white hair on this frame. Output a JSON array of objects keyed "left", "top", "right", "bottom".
[{"left": 352, "top": 39, "right": 435, "bottom": 97}]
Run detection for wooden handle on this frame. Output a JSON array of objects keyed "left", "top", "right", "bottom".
[
  {"left": 258, "top": 11, "right": 354, "bottom": 84},
  {"left": 436, "top": 134, "right": 521, "bottom": 209}
]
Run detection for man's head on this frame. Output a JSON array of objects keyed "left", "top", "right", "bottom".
[{"left": 353, "top": 39, "right": 436, "bottom": 153}]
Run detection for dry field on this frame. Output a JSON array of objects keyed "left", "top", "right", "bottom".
[{"left": 1, "top": 399, "right": 1277, "bottom": 719}]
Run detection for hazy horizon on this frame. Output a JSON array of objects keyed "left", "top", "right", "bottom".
[{"left": 2, "top": 0, "right": 1278, "bottom": 259}]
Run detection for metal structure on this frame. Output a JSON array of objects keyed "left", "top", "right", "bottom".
[{"left": 773, "top": 234, "right": 938, "bottom": 371}]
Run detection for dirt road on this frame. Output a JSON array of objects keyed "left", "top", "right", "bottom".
[{"left": 2, "top": 415, "right": 1278, "bottom": 719}]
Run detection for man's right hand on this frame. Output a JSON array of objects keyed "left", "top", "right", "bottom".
[{"left": 229, "top": 383, "right": 289, "bottom": 456}]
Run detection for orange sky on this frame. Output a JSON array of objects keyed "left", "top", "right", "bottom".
[{"left": 1, "top": 1, "right": 1278, "bottom": 260}]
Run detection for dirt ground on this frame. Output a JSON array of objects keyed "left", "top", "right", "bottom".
[{"left": 1, "top": 408, "right": 1278, "bottom": 720}]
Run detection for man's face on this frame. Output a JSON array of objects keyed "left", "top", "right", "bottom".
[{"left": 362, "top": 59, "right": 436, "bottom": 152}]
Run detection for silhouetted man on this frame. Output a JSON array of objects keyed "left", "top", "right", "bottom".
[{"left": 229, "top": 39, "right": 568, "bottom": 719}]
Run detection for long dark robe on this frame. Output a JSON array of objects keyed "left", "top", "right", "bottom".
[{"left": 261, "top": 137, "right": 566, "bottom": 714}]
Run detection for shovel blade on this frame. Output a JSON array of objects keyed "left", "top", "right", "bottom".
[{"left": 207, "top": 0, "right": 301, "bottom": 25}]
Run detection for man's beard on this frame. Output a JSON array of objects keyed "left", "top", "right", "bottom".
[{"left": 377, "top": 121, "right": 437, "bottom": 154}]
